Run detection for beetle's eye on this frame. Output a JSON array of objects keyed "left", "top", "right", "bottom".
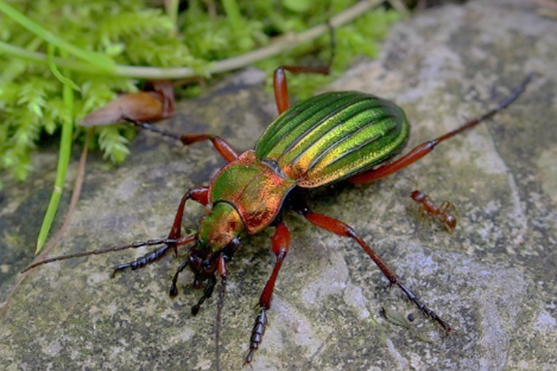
[
  {"left": 203, "top": 259, "right": 212, "bottom": 268},
  {"left": 229, "top": 237, "right": 241, "bottom": 251},
  {"left": 222, "top": 237, "right": 241, "bottom": 260}
]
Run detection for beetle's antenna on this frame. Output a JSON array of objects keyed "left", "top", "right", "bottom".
[
  {"left": 215, "top": 276, "right": 226, "bottom": 371},
  {"left": 22, "top": 236, "right": 195, "bottom": 273}
]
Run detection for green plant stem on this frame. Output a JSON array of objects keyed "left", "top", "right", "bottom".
[
  {"left": 0, "top": 41, "right": 107, "bottom": 74},
  {"left": 0, "top": 0, "right": 114, "bottom": 72},
  {"left": 35, "top": 67, "right": 74, "bottom": 254},
  {"left": 0, "top": 0, "right": 383, "bottom": 79}
]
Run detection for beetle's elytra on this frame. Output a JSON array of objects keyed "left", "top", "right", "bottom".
[
  {"left": 24, "top": 67, "right": 534, "bottom": 366},
  {"left": 255, "top": 91, "right": 409, "bottom": 188}
]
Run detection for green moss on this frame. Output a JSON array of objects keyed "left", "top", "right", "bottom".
[{"left": 0, "top": 0, "right": 399, "bottom": 186}]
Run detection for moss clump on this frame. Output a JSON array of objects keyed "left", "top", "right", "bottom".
[{"left": 0, "top": 0, "right": 399, "bottom": 186}]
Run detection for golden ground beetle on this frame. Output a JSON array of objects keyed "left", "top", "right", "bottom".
[{"left": 24, "top": 67, "right": 534, "bottom": 366}]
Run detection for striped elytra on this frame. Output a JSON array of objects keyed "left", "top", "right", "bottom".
[{"left": 255, "top": 91, "right": 410, "bottom": 188}]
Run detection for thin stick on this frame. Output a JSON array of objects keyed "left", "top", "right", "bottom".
[{"left": 0, "top": 0, "right": 384, "bottom": 79}]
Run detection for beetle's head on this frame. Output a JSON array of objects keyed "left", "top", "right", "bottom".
[{"left": 188, "top": 202, "right": 244, "bottom": 279}]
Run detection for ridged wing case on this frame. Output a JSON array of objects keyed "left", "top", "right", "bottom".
[{"left": 255, "top": 91, "right": 410, "bottom": 188}]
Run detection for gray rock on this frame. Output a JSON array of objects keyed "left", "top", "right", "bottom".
[{"left": 1, "top": 0, "right": 556, "bottom": 370}]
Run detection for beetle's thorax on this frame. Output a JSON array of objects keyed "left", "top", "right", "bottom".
[{"left": 207, "top": 150, "right": 296, "bottom": 234}]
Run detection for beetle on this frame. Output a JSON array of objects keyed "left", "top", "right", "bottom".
[
  {"left": 24, "top": 67, "right": 534, "bottom": 365},
  {"left": 410, "top": 189, "right": 458, "bottom": 234}
]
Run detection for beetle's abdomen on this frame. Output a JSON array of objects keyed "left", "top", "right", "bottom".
[
  {"left": 209, "top": 151, "right": 296, "bottom": 234},
  {"left": 255, "top": 91, "right": 410, "bottom": 188}
]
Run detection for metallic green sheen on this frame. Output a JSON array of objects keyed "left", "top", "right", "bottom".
[
  {"left": 198, "top": 202, "right": 244, "bottom": 253},
  {"left": 209, "top": 151, "right": 296, "bottom": 234},
  {"left": 255, "top": 91, "right": 409, "bottom": 188}
]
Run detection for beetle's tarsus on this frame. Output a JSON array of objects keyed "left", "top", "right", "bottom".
[
  {"left": 397, "top": 281, "right": 451, "bottom": 333},
  {"left": 245, "top": 307, "right": 267, "bottom": 365},
  {"left": 128, "top": 120, "right": 183, "bottom": 142}
]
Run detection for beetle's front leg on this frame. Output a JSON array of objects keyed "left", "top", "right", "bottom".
[
  {"left": 245, "top": 221, "right": 291, "bottom": 365},
  {"left": 296, "top": 205, "right": 451, "bottom": 333},
  {"left": 130, "top": 121, "right": 239, "bottom": 162},
  {"left": 112, "top": 186, "right": 209, "bottom": 276}
]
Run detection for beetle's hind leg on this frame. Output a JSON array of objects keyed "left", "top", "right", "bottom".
[{"left": 295, "top": 204, "right": 451, "bottom": 333}]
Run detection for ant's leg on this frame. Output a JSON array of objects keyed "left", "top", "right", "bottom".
[
  {"left": 297, "top": 205, "right": 451, "bottom": 333},
  {"left": 245, "top": 221, "right": 291, "bottom": 365},
  {"left": 350, "top": 73, "right": 535, "bottom": 184},
  {"left": 130, "top": 121, "right": 239, "bottom": 162},
  {"left": 112, "top": 186, "right": 208, "bottom": 276}
]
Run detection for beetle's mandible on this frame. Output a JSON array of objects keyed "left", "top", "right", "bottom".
[{"left": 24, "top": 67, "right": 534, "bottom": 366}]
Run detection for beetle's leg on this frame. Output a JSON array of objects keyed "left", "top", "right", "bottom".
[
  {"left": 245, "top": 221, "right": 291, "bottom": 365},
  {"left": 112, "top": 186, "right": 208, "bottom": 276},
  {"left": 177, "top": 133, "right": 238, "bottom": 162},
  {"left": 273, "top": 66, "right": 330, "bottom": 114},
  {"left": 350, "top": 73, "right": 535, "bottom": 184},
  {"left": 297, "top": 206, "right": 451, "bottom": 333},
  {"left": 274, "top": 23, "right": 335, "bottom": 114},
  {"left": 167, "top": 186, "right": 209, "bottom": 240},
  {"left": 130, "top": 121, "right": 239, "bottom": 162}
]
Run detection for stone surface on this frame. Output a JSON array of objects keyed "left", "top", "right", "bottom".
[{"left": 1, "top": 1, "right": 556, "bottom": 370}]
